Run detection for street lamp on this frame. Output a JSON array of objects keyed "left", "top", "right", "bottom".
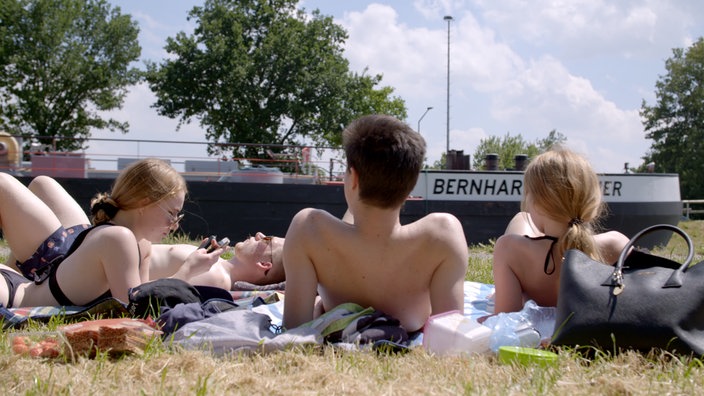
[
  {"left": 417, "top": 106, "right": 433, "bottom": 134},
  {"left": 443, "top": 15, "right": 453, "bottom": 166}
]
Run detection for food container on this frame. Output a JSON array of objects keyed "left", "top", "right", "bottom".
[
  {"left": 9, "top": 331, "right": 66, "bottom": 359},
  {"left": 423, "top": 310, "right": 492, "bottom": 355}
]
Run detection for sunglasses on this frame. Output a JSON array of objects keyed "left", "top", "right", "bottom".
[
  {"left": 261, "top": 235, "right": 274, "bottom": 276},
  {"left": 157, "top": 203, "right": 185, "bottom": 229}
]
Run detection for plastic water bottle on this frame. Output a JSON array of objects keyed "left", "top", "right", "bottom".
[
  {"left": 514, "top": 324, "right": 541, "bottom": 347},
  {"left": 483, "top": 300, "right": 556, "bottom": 352},
  {"left": 523, "top": 301, "right": 556, "bottom": 343}
]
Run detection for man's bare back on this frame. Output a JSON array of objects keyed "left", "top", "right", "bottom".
[{"left": 283, "top": 207, "right": 468, "bottom": 332}]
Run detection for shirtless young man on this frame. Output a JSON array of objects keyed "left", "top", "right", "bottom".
[
  {"left": 282, "top": 114, "right": 469, "bottom": 332},
  {"left": 148, "top": 233, "right": 285, "bottom": 290}
]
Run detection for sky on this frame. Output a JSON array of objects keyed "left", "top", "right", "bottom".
[{"left": 92, "top": 0, "right": 704, "bottom": 173}]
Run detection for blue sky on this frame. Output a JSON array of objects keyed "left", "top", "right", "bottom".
[{"left": 95, "top": 0, "right": 704, "bottom": 173}]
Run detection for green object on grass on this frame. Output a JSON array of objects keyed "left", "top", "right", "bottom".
[{"left": 498, "top": 346, "right": 558, "bottom": 367}]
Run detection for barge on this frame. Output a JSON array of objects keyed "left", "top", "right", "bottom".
[{"left": 0, "top": 134, "right": 682, "bottom": 249}]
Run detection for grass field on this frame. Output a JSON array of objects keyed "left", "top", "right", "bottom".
[{"left": 1, "top": 221, "right": 704, "bottom": 395}]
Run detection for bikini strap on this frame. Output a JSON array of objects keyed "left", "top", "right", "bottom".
[
  {"left": 50, "top": 224, "right": 113, "bottom": 306},
  {"left": 523, "top": 235, "right": 559, "bottom": 275},
  {"left": 49, "top": 266, "right": 75, "bottom": 306}
]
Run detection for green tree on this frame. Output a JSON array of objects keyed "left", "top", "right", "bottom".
[
  {"left": 641, "top": 38, "right": 704, "bottom": 199},
  {"left": 536, "top": 129, "right": 567, "bottom": 152},
  {"left": 472, "top": 130, "right": 565, "bottom": 170},
  {"left": 144, "top": 0, "right": 406, "bottom": 158},
  {"left": 321, "top": 69, "right": 406, "bottom": 147},
  {"left": 429, "top": 152, "right": 447, "bottom": 170},
  {"left": 0, "top": 0, "right": 141, "bottom": 152}
]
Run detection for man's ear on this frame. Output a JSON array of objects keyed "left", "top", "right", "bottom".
[
  {"left": 348, "top": 167, "right": 359, "bottom": 190},
  {"left": 256, "top": 260, "right": 273, "bottom": 277},
  {"left": 257, "top": 260, "right": 273, "bottom": 271}
]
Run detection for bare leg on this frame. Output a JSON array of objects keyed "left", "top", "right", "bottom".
[
  {"left": 4, "top": 176, "right": 89, "bottom": 271},
  {"left": 0, "top": 173, "right": 61, "bottom": 262},
  {"left": 28, "top": 175, "right": 90, "bottom": 227}
]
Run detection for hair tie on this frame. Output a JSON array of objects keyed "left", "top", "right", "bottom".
[
  {"left": 568, "top": 217, "right": 583, "bottom": 227},
  {"left": 91, "top": 200, "right": 119, "bottom": 219}
]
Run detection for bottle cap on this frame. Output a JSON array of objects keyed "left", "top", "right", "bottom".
[{"left": 498, "top": 346, "right": 558, "bottom": 367}]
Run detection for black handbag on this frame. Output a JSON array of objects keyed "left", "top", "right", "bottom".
[{"left": 551, "top": 224, "right": 704, "bottom": 355}]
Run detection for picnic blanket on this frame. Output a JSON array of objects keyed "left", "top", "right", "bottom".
[
  {"left": 1, "top": 298, "right": 130, "bottom": 329},
  {"left": 2, "top": 282, "right": 498, "bottom": 355},
  {"left": 248, "top": 281, "right": 496, "bottom": 329},
  {"left": 0, "top": 290, "right": 283, "bottom": 330},
  {"left": 169, "top": 282, "right": 496, "bottom": 354}
]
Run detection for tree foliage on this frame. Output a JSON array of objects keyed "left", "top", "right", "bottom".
[
  {"left": 641, "top": 38, "right": 704, "bottom": 199},
  {"left": 144, "top": 0, "right": 406, "bottom": 158},
  {"left": 0, "top": 0, "right": 141, "bottom": 152},
  {"left": 472, "top": 130, "right": 566, "bottom": 170}
]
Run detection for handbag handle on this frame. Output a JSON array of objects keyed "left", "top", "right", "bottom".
[{"left": 603, "top": 224, "right": 694, "bottom": 293}]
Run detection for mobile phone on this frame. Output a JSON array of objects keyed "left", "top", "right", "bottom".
[
  {"left": 198, "top": 235, "right": 216, "bottom": 250},
  {"left": 207, "top": 237, "right": 230, "bottom": 253}
]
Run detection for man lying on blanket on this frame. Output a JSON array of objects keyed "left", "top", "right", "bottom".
[{"left": 149, "top": 232, "right": 285, "bottom": 290}]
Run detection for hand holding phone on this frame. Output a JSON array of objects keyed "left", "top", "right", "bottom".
[
  {"left": 208, "top": 237, "right": 230, "bottom": 253},
  {"left": 198, "top": 235, "right": 216, "bottom": 250}
]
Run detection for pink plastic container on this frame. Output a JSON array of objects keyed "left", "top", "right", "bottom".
[{"left": 423, "top": 310, "right": 492, "bottom": 356}]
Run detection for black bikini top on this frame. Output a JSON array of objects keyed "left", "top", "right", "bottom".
[{"left": 524, "top": 235, "right": 559, "bottom": 275}]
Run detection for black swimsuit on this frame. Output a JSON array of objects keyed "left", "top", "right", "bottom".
[
  {"left": 524, "top": 235, "right": 559, "bottom": 275},
  {"left": 1, "top": 269, "right": 30, "bottom": 308},
  {"left": 48, "top": 224, "right": 141, "bottom": 306}
]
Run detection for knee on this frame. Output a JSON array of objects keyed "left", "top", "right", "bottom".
[
  {"left": 28, "top": 175, "right": 58, "bottom": 194},
  {"left": 0, "top": 171, "right": 15, "bottom": 185}
]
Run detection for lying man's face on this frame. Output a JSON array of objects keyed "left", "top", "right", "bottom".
[{"left": 232, "top": 232, "right": 285, "bottom": 284}]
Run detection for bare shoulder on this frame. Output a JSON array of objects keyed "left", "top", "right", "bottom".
[
  {"left": 493, "top": 233, "right": 532, "bottom": 258},
  {"left": 292, "top": 207, "right": 337, "bottom": 222},
  {"left": 414, "top": 212, "right": 463, "bottom": 234},
  {"left": 595, "top": 231, "right": 630, "bottom": 263},
  {"left": 410, "top": 213, "right": 467, "bottom": 256},
  {"left": 85, "top": 224, "right": 137, "bottom": 245},
  {"left": 504, "top": 212, "right": 539, "bottom": 236},
  {"left": 595, "top": 230, "right": 630, "bottom": 250},
  {"left": 494, "top": 232, "right": 527, "bottom": 248},
  {"left": 67, "top": 224, "right": 140, "bottom": 264},
  {"left": 288, "top": 207, "right": 343, "bottom": 236}
]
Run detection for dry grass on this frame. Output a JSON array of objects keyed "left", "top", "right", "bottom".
[{"left": 1, "top": 221, "right": 704, "bottom": 395}]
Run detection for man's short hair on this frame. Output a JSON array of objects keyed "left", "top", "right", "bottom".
[{"left": 343, "top": 114, "right": 426, "bottom": 208}]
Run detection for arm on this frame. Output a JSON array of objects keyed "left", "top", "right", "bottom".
[
  {"left": 138, "top": 239, "right": 152, "bottom": 282},
  {"left": 282, "top": 209, "right": 321, "bottom": 330},
  {"left": 95, "top": 226, "right": 145, "bottom": 303},
  {"left": 491, "top": 235, "right": 525, "bottom": 313},
  {"left": 429, "top": 214, "right": 469, "bottom": 315},
  {"left": 171, "top": 245, "right": 224, "bottom": 281}
]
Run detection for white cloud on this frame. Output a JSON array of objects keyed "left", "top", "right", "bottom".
[
  {"left": 337, "top": 2, "right": 654, "bottom": 171},
  {"left": 474, "top": 0, "right": 699, "bottom": 59},
  {"left": 97, "top": 0, "right": 702, "bottom": 174}
]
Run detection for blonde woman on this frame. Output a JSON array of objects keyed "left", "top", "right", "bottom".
[
  {"left": 492, "top": 147, "right": 630, "bottom": 314},
  {"left": 0, "top": 158, "right": 223, "bottom": 308}
]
